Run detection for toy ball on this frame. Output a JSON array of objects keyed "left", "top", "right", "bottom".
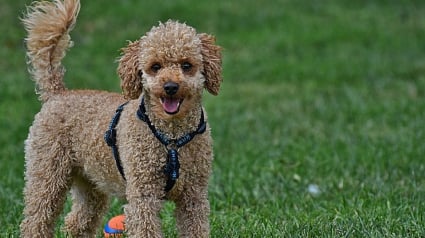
[{"left": 104, "top": 214, "right": 125, "bottom": 237}]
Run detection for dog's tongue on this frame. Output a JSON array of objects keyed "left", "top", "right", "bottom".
[{"left": 162, "top": 98, "right": 180, "bottom": 114}]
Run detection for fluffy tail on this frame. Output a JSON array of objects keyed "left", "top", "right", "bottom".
[{"left": 22, "top": 0, "right": 80, "bottom": 101}]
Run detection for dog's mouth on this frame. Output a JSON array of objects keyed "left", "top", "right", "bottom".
[{"left": 161, "top": 97, "right": 183, "bottom": 114}]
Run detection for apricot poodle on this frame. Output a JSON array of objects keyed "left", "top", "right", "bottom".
[{"left": 20, "top": 0, "right": 222, "bottom": 237}]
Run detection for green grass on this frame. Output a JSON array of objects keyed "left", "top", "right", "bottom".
[{"left": 1, "top": 0, "right": 425, "bottom": 237}]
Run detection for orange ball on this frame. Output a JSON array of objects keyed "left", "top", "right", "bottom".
[{"left": 104, "top": 215, "right": 125, "bottom": 237}]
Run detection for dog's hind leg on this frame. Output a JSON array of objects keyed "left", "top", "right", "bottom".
[
  {"left": 63, "top": 176, "right": 109, "bottom": 237},
  {"left": 20, "top": 140, "right": 73, "bottom": 238}
]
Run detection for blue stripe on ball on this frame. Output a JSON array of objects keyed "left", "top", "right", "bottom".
[{"left": 104, "top": 222, "right": 124, "bottom": 234}]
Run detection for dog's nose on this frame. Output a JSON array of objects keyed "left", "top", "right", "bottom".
[{"left": 164, "top": 82, "right": 179, "bottom": 95}]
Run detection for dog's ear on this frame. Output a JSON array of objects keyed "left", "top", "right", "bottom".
[
  {"left": 117, "top": 40, "right": 142, "bottom": 99},
  {"left": 199, "top": 33, "right": 222, "bottom": 95}
]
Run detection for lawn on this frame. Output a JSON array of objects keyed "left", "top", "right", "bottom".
[{"left": 1, "top": 0, "right": 425, "bottom": 237}]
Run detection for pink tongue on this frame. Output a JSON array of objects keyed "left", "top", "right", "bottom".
[{"left": 162, "top": 98, "right": 180, "bottom": 113}]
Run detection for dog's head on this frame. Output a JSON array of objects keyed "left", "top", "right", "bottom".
[{"left": 118, "top": 20, "right": 222, "bottom": 118}]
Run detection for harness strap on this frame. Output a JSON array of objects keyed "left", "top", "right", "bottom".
[
  {"left": 104, "top": 102, "right": 129, "bottom": 180},
  {"left": 104, "top": 98, "right": 207, "bottom": 193},
  {"left": 137, "top": 97, "right": 207, "bottom": 192}
]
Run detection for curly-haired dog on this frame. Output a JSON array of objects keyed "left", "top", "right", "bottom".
[{"left": 20, "top": 0, "right": 222, "bottom": 237}]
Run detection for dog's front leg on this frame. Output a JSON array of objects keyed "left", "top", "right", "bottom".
[
  {"left": 175, "top": 189, "right": 210, "bottom": 238},
  {"left": 124, "top": 195, "right": 164, "bottom": 238}
]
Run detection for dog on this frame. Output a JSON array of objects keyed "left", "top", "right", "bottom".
[{"left": 20, "top": 0, "right": 222, "bottom": 237}]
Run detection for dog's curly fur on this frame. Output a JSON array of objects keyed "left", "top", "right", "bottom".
[{"left": 20, "top": 0, "right": 222, "bottom": 237}]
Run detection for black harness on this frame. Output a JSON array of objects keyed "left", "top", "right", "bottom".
[
  {"left": 104, "top": 102, "right": 128, "bottom": 179},
  {"left": 104, "top": 97, "right": 207, "bottom": 192}
]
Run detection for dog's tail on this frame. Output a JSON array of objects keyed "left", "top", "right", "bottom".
[{"left": 22, "top": 0, "right": 80, "bottom": 101}]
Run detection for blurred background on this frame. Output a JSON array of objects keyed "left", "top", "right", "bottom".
[{"left": 1, "top": 0, "right": 424, "bottom": 236}]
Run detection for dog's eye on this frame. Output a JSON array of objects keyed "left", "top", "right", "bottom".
[
  {"left": 150, "top": 63, "right": 161, "bottom": 73},
  {"left": 181, "top": 62, "right": 192, "bottom": 72}
]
